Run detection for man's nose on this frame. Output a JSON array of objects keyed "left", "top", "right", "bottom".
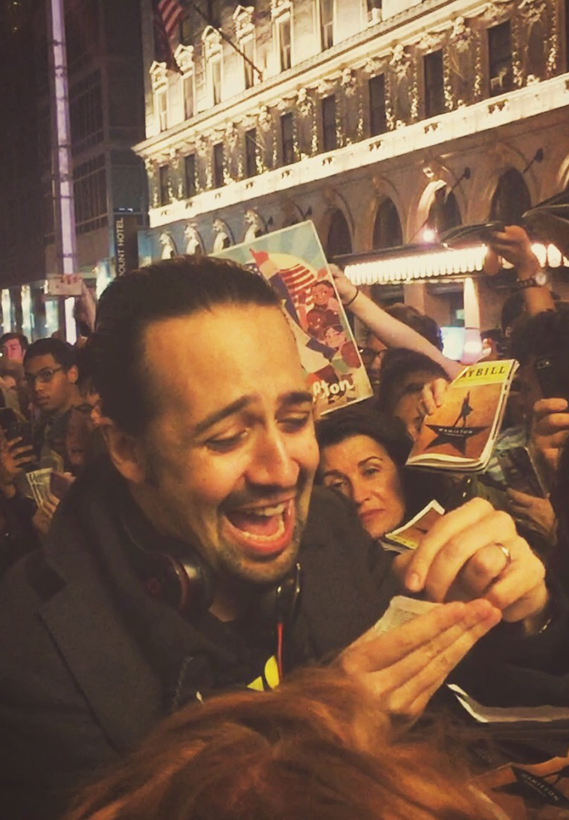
[{"left": 247, "top": 428, "right": 299, "bottom": 487}]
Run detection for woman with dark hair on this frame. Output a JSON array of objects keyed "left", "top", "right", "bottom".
[
  {"left": 63, "top": 667, "right": 500, "bottom": 820},
  {"left": 316, "top": 406, "right": 442, "bottom": 541}
]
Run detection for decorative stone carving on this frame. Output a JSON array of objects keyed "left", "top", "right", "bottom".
[
  {"left": 296, "top": 88, "right": 313, "bottom": 117},
  {"left": 149, "top": 61, "right": 168, "bottom": 91},
  {"left": 270, "top": 0, "right": 292, "bottom": 20},
  {"left": 244, "top": 210, "right": 265, "bottom": 242},
  {"left": 174, "top": 44, "right": 194, "bottom": 74},
  {"left": 202, "top": 25, "right": 222, "bottom": 59},
  {"left": 341, "top": 68, "right": 357, "bottom": 96},
  {"left": 389, "top": 45, "right": 415, "bottom": 124},
  {"left": 519, "top": 0, "right": 546, "bottom": 24},
  {"left": 416, "top": 31, "right": 444, "bottom": 54},
  {"left": 257, "top": 105, "right": 272, "bottom": 132},
  {"left": 159, "top": 232, "right": 178, "bottom": 259},
  {"left": 184, "top": 223, "right": 203, "bottom": 255},
  {"left": 233, "top": 5, "right": 254, "bottom": 38},
  {"left": 212, "top": 219, "right": 233, "bottom": 252}
]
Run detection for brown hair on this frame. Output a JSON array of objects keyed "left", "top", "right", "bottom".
[{"left": 64, "top": 668, "right": 497, "bottom": 820}]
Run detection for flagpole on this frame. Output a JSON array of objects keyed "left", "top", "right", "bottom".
[{"left": 48, "top": 0, "right": 78, "bottom": 340}]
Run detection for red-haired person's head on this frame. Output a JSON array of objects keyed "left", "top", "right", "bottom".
[{"left": 64, "top": 668, "right": 498, "bottom": 820}]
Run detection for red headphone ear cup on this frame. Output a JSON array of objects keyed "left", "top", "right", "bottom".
[{"left": 135, "top": 551, "right": 213, "bottom": 616}]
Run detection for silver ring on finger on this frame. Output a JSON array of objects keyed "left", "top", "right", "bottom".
[{"left": 497, "top": 544, "right": 512, "bottom": 566}]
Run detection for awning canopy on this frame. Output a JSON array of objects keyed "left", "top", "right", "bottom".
[{"left": 334, "top": 241, "right": 568, "bottom": 287}]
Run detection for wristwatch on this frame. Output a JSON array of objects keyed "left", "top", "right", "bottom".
[{"left": 514, "top": 270, "right": 548, "bottom": 289}]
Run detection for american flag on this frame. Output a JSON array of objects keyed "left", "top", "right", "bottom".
[
  {"left": 157, "top": 0, "right": 184, "bottom": 39},
  {"left": 279, "top": 262, "right": 317, "bottom": 304},
  {"left": 152, "top": 0, "right": 184, "bottom": 70}
]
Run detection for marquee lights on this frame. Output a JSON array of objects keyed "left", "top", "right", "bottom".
[{"left": 344, "top": 243, "right": 569, "bottom": 286}]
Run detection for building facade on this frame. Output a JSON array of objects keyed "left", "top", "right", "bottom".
[
  {"left": 134, "top": 0, "right": 569, "bottom": 335},
  {"left": 0, "top": 0, "right": 147, "bottom": 339}
]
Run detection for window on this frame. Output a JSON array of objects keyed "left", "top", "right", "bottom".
[
  {"left": 319, "top": 0, "right": 334, "bottom": 50},
  {"left": 242, "top": 36, "right": 255, "bottom": 89},
  {"left": 156, "top": 87, "right": 168, "bottom": 131},
  {"left": 488, "top": 21, "right": 513, "bottom": 95},
  {"left": 281, "top": 112, "right": 295, "bottom": 165},
  {"left": 158, "top": 165, "right": 170, "bottom": 206},
  {"left": 277, "top": 16, "right": 292, "bottom": 71},
  {"left": 185, "top": 154, "right": 196, "bottom": 197},
  {"left": 322, "top": 95, "right": 337, "bottom": 152},
  {"left": 183, "top": 74, "right": 194, "bottom": 120},
  {"left": 424, "top": 50, "right": 445, "bottom": 117},
  {"left": 369, "top": 74, "right": 386, "bottom": 135},
  {"left": 367, "top": 0, "right": 382, "bottom": 24},
  {"left": 245, "top": 128, "right": 258, "bottom": 178},
  {"left": 372, "top": 198, "right": 402, "bottom": 249},
  {"left": 210, "top": 56, "right": 222, "bottom": 104},
  {"left": 74, "top": 154, "right": 107, "bottom": 234},
  {"left": 69, "top": 71, "right": 103, "bottom": 153},
  {"left": 213, "top": 143, "right": 225, "bottom": 188}
]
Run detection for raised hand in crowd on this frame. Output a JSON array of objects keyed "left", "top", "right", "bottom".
[
  {"left": 486, "top": 225, "right": 555, "bottom": 316},
  {"left": 0, "top": 433, "right": 35, "bottom": 498},
  {"left": 530, "top": 397, "right": 569, "bottom": 483},
  {"left": 338, "top": 498, "right": 548, "bottom": 727},
  {"left": 328, "top": 264, "right": 461, "bottom": 379},
  {"left": 32, "top": 492, "right": 60, "bottom": 539},
  {"left": 506, "top": 488, "right": 557, "bottom": 543}
]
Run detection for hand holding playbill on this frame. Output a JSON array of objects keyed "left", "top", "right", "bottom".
[{"left": 408, "top": 360, "right": 519, "bottom": 472}]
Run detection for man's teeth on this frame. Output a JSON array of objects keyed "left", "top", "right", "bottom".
[{"left": 240, "top": 503, "right": 287, "bottom": 517}]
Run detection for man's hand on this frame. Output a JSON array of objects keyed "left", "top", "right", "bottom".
[
  {"left": 395, "top": 498, "right": 549, "bottom": 628},
  {"left": 32, "top": 492, "right": 60, "bottom": 538},
  {"left": 338, "top": 599, "right": 500, "bottom": 730},
  {"left": 530, "top": 397, "right": 569, "bottom": 479},
  {"left": 506, "top": 488, "right": 556, "bottom": 542},
  {"left": 0, "top": 436, "right": 35, "bottom": 494},
  {"left": 487, "top": 225, "right": 538, "bottom": 276}
]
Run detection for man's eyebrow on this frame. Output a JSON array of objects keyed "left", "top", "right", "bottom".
[
  {"left": 193, "top": 390, "right": 313, "bottom": 437},
  {"left": 193, "top": 396, "right": 253, "bottom": 436},
  {"left": 280, "top": 390, "right": 313, "bottom": 408}
]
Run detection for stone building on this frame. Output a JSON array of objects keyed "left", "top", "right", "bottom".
[{"left": 134, "top": 0, "right": 569, "bottom": 338}]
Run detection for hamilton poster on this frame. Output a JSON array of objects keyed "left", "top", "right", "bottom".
[
  {"left": 407, "top": 360, "right": 519, "bottom": 472},
  {"left": 215, "top": 221, "right": 372, "bottom": 415}
]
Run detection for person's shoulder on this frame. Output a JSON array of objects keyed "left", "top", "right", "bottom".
[{"left": 302, "top": 486, "right": 368, "bottom": 548}]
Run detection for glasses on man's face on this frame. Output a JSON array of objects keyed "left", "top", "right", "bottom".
[{"left": 25, "top": 366, "right": 63, "bottom": 387}]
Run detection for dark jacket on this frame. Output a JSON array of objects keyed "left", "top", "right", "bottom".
[
  {"left": 0, "top": 458, "right": 567, "bottom": 820},
  {"left": 0, "top": 458, "right": 398, "bottom": 820}
]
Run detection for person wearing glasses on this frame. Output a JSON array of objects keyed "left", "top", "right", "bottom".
[{"left": 23, "top": 338, "right": 80, "bottom": 471}]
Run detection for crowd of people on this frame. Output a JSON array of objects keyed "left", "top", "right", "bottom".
[{"left": 0, "top": 224, "right": 567, "bottom": 819}]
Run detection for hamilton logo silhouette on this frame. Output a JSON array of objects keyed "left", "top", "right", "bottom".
[{"left": 425, "top": 392, "right": 488, "bottom": 455}]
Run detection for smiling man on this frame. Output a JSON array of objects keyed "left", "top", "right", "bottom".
[{"left": 0, "top": 256, "right": 566, "bottom": 820}]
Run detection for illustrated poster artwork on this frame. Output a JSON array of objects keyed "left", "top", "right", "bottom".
[{"left": 215, "top": 221, "right": 372, "bottom": 414}]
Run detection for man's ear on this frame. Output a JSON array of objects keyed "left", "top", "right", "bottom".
[
  {"left": 67, "top": 364, "right": 79, "bottom": 384},
  {"left": 100, "top": 420, "right": 147, "bottom": 484}
]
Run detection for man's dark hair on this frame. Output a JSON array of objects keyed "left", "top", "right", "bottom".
[
  {"left": 88, "top": 255, "right": 281, "bottom": 436},
  {"left": 24, "top": 338, "right": 76, "bottom": 371},
  {"left": 376, "top": 348, "right": 448, "bottom": 416},
  {"left": 0, "top": 332, "right": 28, "bottom": 352},
  {"left": 383, "top": 303, "right": 443, "bottom": 351},
  {"left": 509, "top": 304, "right": 569, "bottom": 366}
]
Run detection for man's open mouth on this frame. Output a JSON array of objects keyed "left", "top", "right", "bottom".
[{"left": 224, "top": 500, "right": 295, "bottom": 555}]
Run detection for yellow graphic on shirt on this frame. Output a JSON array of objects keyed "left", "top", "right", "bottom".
[{"left": 247, "top": 655, "right": 280, "bottom": 691}]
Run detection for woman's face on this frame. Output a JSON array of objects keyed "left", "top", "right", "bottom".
[{"left": 319, "top": 434, "right": 406, "bottom": 539}]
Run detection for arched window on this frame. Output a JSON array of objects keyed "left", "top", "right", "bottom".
[
  {"left": 327, "top": 210, "right": 352, "bottom": 257},
  {"left": 427, "top": 188, "right": 462, "bottom": 235},
  {"left": 490, "top": 169, "right": 531, "bottom": 224},
  {"left": 372, "top": 198, "right": 403, "bottom": 249}
]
